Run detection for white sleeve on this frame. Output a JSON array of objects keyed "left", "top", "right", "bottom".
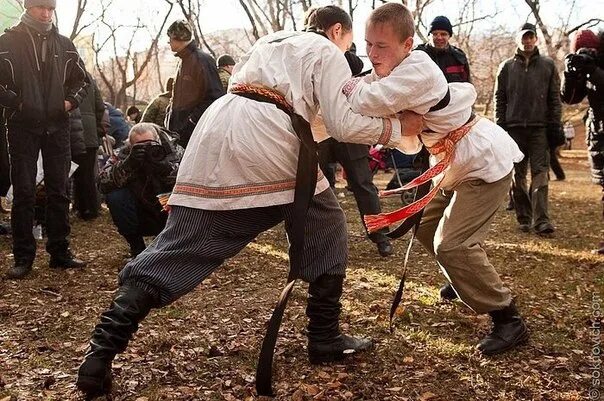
[
  {"left": 313, "top": 44, "right": 401, "bottom": 148},
  {"left": 344, "top": 52, "right": 448, "bottom": 117}
]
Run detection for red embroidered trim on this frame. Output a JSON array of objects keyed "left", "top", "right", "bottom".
[
  {"left": 365, "top": 116, "right": 481, "bottom": 233},
  {"left": 377, "top": 118, "right": 393, "bottom": 145},
  {"left": 230, "top": 83, "right": 292, "bottom": 113},
  {"left": 341, "top": 77, "right": 362, "bottom": 97},
  {"left": 173, "top": 172, "right": 325, "bottom": 200}
]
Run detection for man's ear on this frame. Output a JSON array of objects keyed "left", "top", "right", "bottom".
[{"left": 404, "top": 36, "right": 414, "bottom": 52}]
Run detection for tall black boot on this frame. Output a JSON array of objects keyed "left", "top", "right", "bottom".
[
  {"left": 76, "top": 285, "right": 158, "bottom": 400},
  {"left": 306, "top": 274, "right": 372, "bottom": 364},
  {"left": 477, "top": 301, "right": 529, "bottom": 356}
]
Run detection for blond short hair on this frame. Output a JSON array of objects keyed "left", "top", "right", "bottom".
[{"left": 367, "top": 3, "right": 415, "bottom": 43}]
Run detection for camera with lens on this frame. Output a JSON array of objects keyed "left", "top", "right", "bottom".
[
  {"left": 567, "top": 47, "right": 598, "bottom": 73},
  {"left": 132, "top": 141, "right": 167, "bottom": 163}
]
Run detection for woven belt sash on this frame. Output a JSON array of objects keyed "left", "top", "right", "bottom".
[
  {"left": 230, "top": 83, "right": 317, "bottom": 397},
  {"left": 364, "top": 116, "right": 481, "bottom": 233}
]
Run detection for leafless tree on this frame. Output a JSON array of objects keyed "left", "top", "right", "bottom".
[
  {"left": 69, "top": 0, "right": 101, "bottom": 41},
  {"left": 238, "top": 0, "right": 294, "bottom": 40},
  {"left": 92, "top": 0, "right": 174, "bottom": 108}
]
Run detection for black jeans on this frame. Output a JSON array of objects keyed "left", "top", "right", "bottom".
[
  {"left": 73, "top": 147, "right": 100, "bottom": 218},
  {"left": 8, "top": 124, "right": 72, "bottom": 263},
  {"left": 318, "top": 138, "right": 388, "bottom": 244}
]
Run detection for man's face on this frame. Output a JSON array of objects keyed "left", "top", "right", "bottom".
[
  {"left": 224, "top": 65, "right": 234, "bottom": 74},
  {"left": 365, "top": 22, "right": 413, "bottom": 78},
  {"left": 27, "top": 6, "right": 54, "bottom": 23},
  {"left": 130, "top": 131, "right": 156, "bottom": 145},
  {"left": 521, "top": 32, "right": 537, "bottom": 52},
  {"left": 168, "top": 37, "right": 187, "bottom": 53},
  {"left": 431, "top": 30, "right": 451, "bottom": 49}
]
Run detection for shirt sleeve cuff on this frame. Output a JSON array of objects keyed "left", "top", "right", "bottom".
[{"left": 377, "top": 117, "right": 402, "bottom": 148}]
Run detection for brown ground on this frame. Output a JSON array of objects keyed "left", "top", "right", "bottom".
[{"left": 0, "top": 153, "right": 602, "bottom": 401}]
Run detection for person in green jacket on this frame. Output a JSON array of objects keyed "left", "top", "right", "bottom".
[{"left": 142, "top": 78, "right": 174, "bottom": 127}]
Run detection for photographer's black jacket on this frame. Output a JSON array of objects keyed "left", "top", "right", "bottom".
[
  {"left": 98, "top": 129, "right": 184, "bottom": 210},
  {"left": 562, "top": 63, "right": 604, "bottom": 185}
]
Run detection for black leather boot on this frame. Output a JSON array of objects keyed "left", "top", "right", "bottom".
[
  {"left": 439, "top": 283, "right": 458, "bottom": 301},
  {"left": 477, "top": 301, "right": 529, "bottom": 356},
  {"left": 5, "top": 260, "right": 33, "bottom": 279},
  {"left": 49, "top": 249, "right": 87, "bottom": 269},
  {"left": 306, "top": 274, "right": 372, "bottom": 364},
  {"left": 76, "top": 285, "right": 158, "bottom": 400}
]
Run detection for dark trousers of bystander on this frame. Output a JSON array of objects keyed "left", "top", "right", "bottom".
[{"left": 7, "top": 124, "right": 72, "bottom": 264}]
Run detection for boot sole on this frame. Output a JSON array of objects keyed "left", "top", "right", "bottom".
[
  {"left": 479, "top": 329, "right": 530, "bottom": 356},
  {"left": 308, "top": 343, "right": 373, "bottom": 365},
  {"left": 76, "top": 374, "right": 111, "bottom": 399}
]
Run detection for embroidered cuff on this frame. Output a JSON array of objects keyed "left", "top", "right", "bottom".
[{"left": 378, "top": 117, "right": 401, "bottom": 148}]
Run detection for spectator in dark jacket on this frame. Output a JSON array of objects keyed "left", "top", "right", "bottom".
[
  {"left": 561, "top": 29, "right": 604, "bottom": 254},
  {"left": 165, "top": 20, "right": 225, "bottom": 148},
  {"left": 415, "top": 16, "right": 471, "bottom": 83},
  {"left": 0, "top": 115, "right": 10, "bottom": 198},
  {"left": 98, "top": 123, "right": 183, "bottom": 257},
  {"left": 69, "top": 108, "right": 86, "bottom": 160},
  {"left": 73, "top": 74, "right": 105, "bottom": 220},
  {"left": 0, "top": 0, "right": 89, "bottom": 279},
  {"left": 494, "top": 22, "right": 562, "bottom": 236},
  {"left": 126, "top": 106, "right": 141, "bottom": 124},
  {"left": 104, "top": 102, "right": 130, "bottom": 147}
]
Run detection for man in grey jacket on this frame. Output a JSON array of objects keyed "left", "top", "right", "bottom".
[{"left": 494, "top": 23, "right": 562, "bottom": 236}]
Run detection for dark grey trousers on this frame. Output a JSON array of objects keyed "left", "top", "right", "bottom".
[
  {"left": 508, "top": 127, "right": 551, "bottom": 227},
  {"left": 8, "top": 125, "right": 72, "bottom": 262},
  {"left": 317, "top": 138, "right": 388, "bottom": 244},
  {"left": 119, "top": 189, "right": 348, "bottom": 306}
]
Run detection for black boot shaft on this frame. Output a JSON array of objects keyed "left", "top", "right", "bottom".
[
  {"left": 306, "top": 274, "right": 343, "bottom": 342},
  {"left": 77, "top": 285, "right": 158, "bottom": 398}
]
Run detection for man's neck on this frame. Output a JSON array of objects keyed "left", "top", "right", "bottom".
[{"left": 519, "top": 48, "right": 536, "bottom": 61}]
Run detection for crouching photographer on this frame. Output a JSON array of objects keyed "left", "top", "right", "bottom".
[
  {"left": 99, "top": 123, "right": 184, "bottom": 258},
  {"left": 561, "top": 29, "right": 604, "bottom": 254}
]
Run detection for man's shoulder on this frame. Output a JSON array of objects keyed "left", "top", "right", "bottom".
[
  {"left": 537, "top": 54, "right": 556, "bottom": 66},
  {"left": 0, "top": 25, "right": 24, "bottom": 46},
  {"left": 192, "top": 48, "right": 216, "bottom": 66},
  {"left": 54, "top": 31, "right": 77, "bottom": 49},
  {"left": 449, "top": 45, "right": 468, "bottom": 60},
  {"left": 500, "top": 56, "right": 516, "bottom": 68}
]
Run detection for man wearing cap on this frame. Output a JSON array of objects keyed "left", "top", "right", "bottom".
[
  {"left": 165, "top": 20, "right": 224, "bottom": 148},
  {"left": 217, "top": 54, "right": 236, "bottom": 91},
  {"left": 494, "top": 22, "right": 562, "bottom": 236},
  {"left": 0, "top": 0, "right": 89, "bottom": 279},
  {"left": 561, "top": 29, "right": 604, "bottom": 254},
  {"left": 416, "top": 16, "right": 471, "bottom": 83}
]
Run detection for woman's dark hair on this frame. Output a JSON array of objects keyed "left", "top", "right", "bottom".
[{"left": 305, "top": 5, "right": 352, "bottom": 33}]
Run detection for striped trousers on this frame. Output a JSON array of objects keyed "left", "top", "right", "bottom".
[{"left": 118, "top": 189, "right": 348, "bottom": 306}]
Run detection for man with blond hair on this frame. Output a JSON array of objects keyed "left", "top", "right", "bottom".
[{"left": 342, "top": 2, "right": 529, "bottom": 356}]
